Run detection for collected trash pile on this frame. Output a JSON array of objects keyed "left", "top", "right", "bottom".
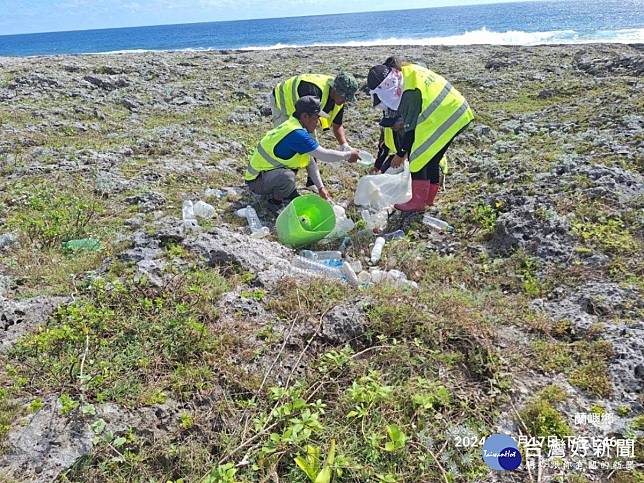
[{"left": 181, "top": 157, "right": 455, "bottom": 290}]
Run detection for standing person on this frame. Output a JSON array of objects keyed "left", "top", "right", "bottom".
[
  {"left": 245, "top": 96, "right": 360, "bottom": 205},
  {"left": 367, "top": 57, "right": 474, "bottom": 212}
]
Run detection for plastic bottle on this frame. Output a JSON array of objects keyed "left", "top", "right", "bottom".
[
  {"left": 341, "top": 261, "right": 359, "bottom": 287},
  {"left": 422, "top": 214, "right": 454, "bottom": 233},
  {"left": 349, "top": 260, "right": 363, "bottom": 273},
  {"left": 182, "top": 200, "right": 199, "bottom": 231},
  {"left": 361, "top": 209, "right": 388, "bottom": 232},
  {"left": 62, "top": 238, "right": 101, "bottom": 252},
  {"left": 234, "top": 207, "right": 248, "bottom": 218},
  {"left": 300, "top": 250, "right": 342, "bottom": 261},
  {"left": 382, "top": 229, "right": 405, "bottom": 241},
  {"left": 292, "top": 256, "right": 344, "bottom": 280},
  {"left": 370, "top": 237, "right": 386, "bottom": 264},
  {"left": 193, "top": 200, "right": 215, "bottom": 219},
  {"left": 243, "top": 206, "right": 270, "bottom": 238},
  {"left": 357, "top": 271, "right": 371, "bottom": 284},
  {"left": 321, "top": 258, "right": 343, "bottom": 269},
  {"left": 369, "top": 269, "right": 387, "bottom": 283}
]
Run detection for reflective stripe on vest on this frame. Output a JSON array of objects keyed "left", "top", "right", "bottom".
[
  {"left": 244, "top": 117, "right": 310, "bottom": 181},
  {"left": 402, "top": 64, "right": 474, "bottom": 173},
  {"left": 274, "top": 74, "right": 343, "bottom": 129}
]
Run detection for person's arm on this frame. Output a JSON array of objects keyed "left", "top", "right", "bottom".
[
  {"left": 331, "top": 107, "right": 348, "bottom": 147},
  {"left": 310, "top": 145, "right": 357, "bottom": 162},
  {"left": 306, "top": 159, "right": 331, "bottom": 200},
  {"left": 391, "top": 90, "right": 421, "bottom": 167},
  {"left": 333, "top": 124, "right": 348, "bottom": 147}
]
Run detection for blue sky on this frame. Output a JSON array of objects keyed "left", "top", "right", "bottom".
[{"left": 1, "top": 0, "right": 542, "bottom": 36}]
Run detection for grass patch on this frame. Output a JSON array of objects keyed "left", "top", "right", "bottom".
[
  {"left": 8, "top": 269, "right": 230, "bottom": 406},
  {"left": 532, "top": 340, "right": 613, "bottom": 397}
]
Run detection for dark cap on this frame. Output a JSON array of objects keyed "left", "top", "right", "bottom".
[
  {"left": 333, "top": 72, "right": 358, "bottom": 101},
  {"left": 367, "top": 64, "right": 391, "bottom": 90},
  {"left": 294, "top": 95, "right": 330, "bottom": 118}
]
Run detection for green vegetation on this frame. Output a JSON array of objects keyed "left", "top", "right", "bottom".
[
  {"left": 533, "top": 339, "right": 613, "bottom": 397},
  {"left": 519, "top": 386, "right": 572, "bottom": 441}
]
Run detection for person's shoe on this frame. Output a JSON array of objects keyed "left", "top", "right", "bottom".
[
  {"left": 394, "top": 180, "right": 432, "bottom": 212},
  {"left": 426, "top": 183, "right": 440, "bottom": 207}
]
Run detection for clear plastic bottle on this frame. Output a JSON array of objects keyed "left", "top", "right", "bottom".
[
  {"left": 292, "top": 256, "right": 344, "bottom": 280},
  {"left": 357, "top": 271, "right": 371, "bottom": 284},
  {"left": 300, "top": 250, "right": 342, "bottom": 261},
  {"left": 422, "top": 214, "right": 454, "bottom": 233},
  {"left": 370, "top": 237, "right": 386, "bottom": 264},
  {"left": 243, "top": 206, "right": 270, "bottom": 238},
  {"left": 382, "top": 229, "right": 405, "bottom": 240},
  {"left": 182, "top": 200, "right": 199, "bottom": 231},
  {"left": 341, "top": 261, "right": 359, "bottom": 287},
  {"left": 193, "top": 200, "right": 215, "bottom": 219}
]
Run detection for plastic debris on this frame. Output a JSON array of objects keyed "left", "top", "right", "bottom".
[
  {"left": 382, "top": 229, "right": 405, "bottom": 240},
  {"left": 422, "top": 214, "right": 454, "bottom": 233},
  {"left": 182, "top": 200, "right": 199, "bottom": 231},
  {"left": 354, "top": 161, "right": 412, "bottom": 210},
  {"left": 62, "top": 238, "right": 101, "bottom": 252},
  {"left": 236, "top": 205, "right": 270, "bottom": 238},
  {"left": 193, "top": 200, "right": 215, "bottom": 219},
  {"left": 326, "top": 204, "right": 355, "bottom": 239},
  {"left": 370, "top": 237, "right": 386, "bottom": 264},
  {"left": 204, "top": 188, "right": 226, "bottom": 198},
  {"left": 300, "top": 250, "right": 342, "bottom": 261},
  {"left": 292, "top": 255, "right": 344, "bottom": 280},
  {"left": 341, "top": 261, "right": 359, "bottom": 287},
  {"left": 361, "top": 208, "right": 389, "bottom": 232}
]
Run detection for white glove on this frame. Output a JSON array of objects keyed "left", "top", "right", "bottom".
[{"left": 340, "top": 143, "right": 352, "bottom": 152}]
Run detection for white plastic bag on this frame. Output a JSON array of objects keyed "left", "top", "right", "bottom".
[
  {"left": 325, "top": 204, "right": 355, "bottom": 239},
  {"left": 354, "top": 161, "right": 412, "bottom": 210}
]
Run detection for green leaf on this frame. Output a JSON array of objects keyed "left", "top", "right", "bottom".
[
  {"left": 113, "top": 436, "right": 127, "bottom": 447},
  {"left": 91, "top": 418, "right": 107, "bottom": 434}
]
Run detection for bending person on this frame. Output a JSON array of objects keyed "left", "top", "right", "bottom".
[
  {"left": 245, "top": 96, "right": 360, "bottom": 204},
  {"left": 367, "top": 57, "right": 474, "bottom": 212},
  {"left": 270, "top": 72, "right": 358, "bottom": 150}
]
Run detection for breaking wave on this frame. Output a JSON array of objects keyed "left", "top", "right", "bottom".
[{"left": 239, "top": 27, "right": 644, "bottom": 50}]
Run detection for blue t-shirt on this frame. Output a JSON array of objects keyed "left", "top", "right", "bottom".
[{"left": 274, "top": 128, "right": 319, "bottom": 160}]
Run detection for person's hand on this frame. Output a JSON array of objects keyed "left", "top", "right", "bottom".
[
  {"left": 340, "top": 143, "right": 352, "bottom": 152},
  {"left": 347, "top": 149, "right": 360, "bottom": 163},
  {"left": 319, "top": 187, "right": 332, "bottom": 200},
  {"left": 391, "top": 154, "right": 405, "bottom": 168},
  {"left": 369, "top": 166, "right": 381, "bottom": 175}
]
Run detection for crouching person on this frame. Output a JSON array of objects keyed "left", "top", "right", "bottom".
[{"left": 245, "top": 96, "right": 360, "bottom": 205}]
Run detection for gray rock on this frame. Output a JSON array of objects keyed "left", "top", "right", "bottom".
[
  {"left": 124, "top": 192, "right": 166, "bottom": 211},
  {"left": 0, "top": 233, "right": 18, "bottom": 249},
  {"left": 0, "top": 396, "right": 93, "bottom": 482},
  {"left": 321, "top": 304, "right": 366, "bottom": 346},
  {"left": 1, "top": 296, "right": 69, "bottom": 353}
]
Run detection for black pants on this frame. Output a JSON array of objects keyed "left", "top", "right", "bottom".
[{"left": 411, "top": 141, "right": 451, "bottom": 183}]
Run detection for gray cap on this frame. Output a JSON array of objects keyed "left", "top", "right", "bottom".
[{"left": 333, "top": 72, "right": 358, "bottom": 101}]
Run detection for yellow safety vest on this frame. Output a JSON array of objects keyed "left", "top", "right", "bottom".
[
  {"left": 274, "top": 74, "right": 343, "bottom": 130},
  {"left": 244, "top": 117, "right": 311, "bottom": 181},
  {"left": 402, "top": 64, "right": 473, "bottom": 173},
  {"left": 385, "top": 124, "right": 448, "bottom": 174},
  {"left": 383, "top": 128, "right": 397, "bottom": 152}
]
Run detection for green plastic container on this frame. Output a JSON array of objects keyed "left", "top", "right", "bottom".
[
  {"left": 275, "top": 194, "right": 336, "bottom": 248},
  {"left": 62, "top": 238, "right": 101, "bottom": 252}
]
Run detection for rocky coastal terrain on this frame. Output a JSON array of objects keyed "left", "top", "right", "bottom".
[{"left": 0, "top": 43, "right": 642, "bottom": 482}]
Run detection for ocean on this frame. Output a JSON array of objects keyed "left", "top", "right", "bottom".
[{"left": 0, "top": 0, "right": 642, "bottom": 57}]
